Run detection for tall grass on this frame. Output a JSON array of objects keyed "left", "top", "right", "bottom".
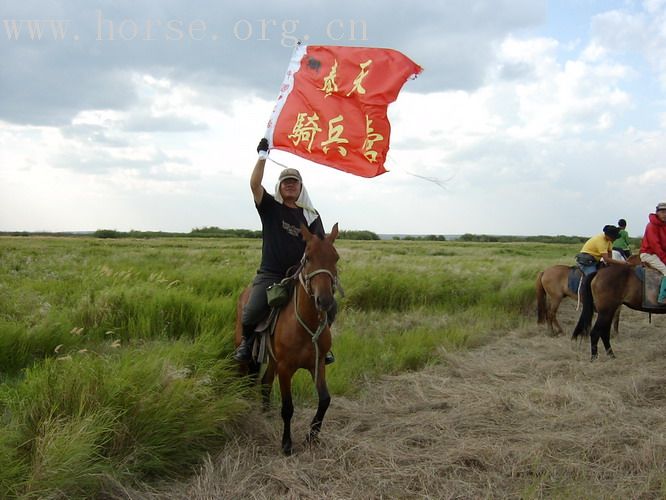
[
  {"left": 0, "top": 236, "right": 579, "bottom": 497},
  {"left": 0, "top": 342, "right": 250, "bottom": 498}
]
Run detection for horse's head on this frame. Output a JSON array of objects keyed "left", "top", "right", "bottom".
[{"left": 300, "top": 223, "right": 340, "bottom": 313}]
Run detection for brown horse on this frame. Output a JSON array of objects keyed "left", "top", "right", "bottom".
[
  {"left": 536, "top": 264, "right": 581, "bottom": 335},
  {"left": 572, "top": 260, "right": 661, "bottom": 360},
  {"left": 536, "top": 256, "right": 640, "bottom": 335},
  {"left": 234, "top": 223, "right": 340, "bottom": 455}
]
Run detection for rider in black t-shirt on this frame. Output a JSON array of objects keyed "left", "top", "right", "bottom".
[
  {"left": 233, "top": 138, "right": 336, "bottom": 363},
  {"left": 256, "top": 188, "right": 325, "bottom": 276}
]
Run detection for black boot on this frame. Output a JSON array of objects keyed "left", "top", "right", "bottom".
[
  {"left": 234, "top": 326, "right": 255, "bottom": 362},
  {"left": 324, "top": 351, "right": 335, "bottom": 365}
]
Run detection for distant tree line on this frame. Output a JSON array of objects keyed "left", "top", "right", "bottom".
[
  {"left": 0, "top": 230, "right": 641, "bottom": 246},
  {"left": 458, "top": 234, "right": 587, "bottom": 243},
  {"left": 0, "top": 231, "right": 91, "bottom": 237},
  {"left": 92, "top": 227, "right": 263, "bottom": 239},
  {"left": 457, "top": 234, "right": 642, "bottom": 245},
  {"left": 86, "top": 228, "right": 383, "bottom": 240},
  {"left": 393, "top": 235, "right": 447, "bottom": 241},
  {"left": 189, "top": 227, "right": 262, "bottom": 238},
  {"left": 87, "top": 227, "right": 382, "bottom": 240},
  {"left": 338, "top": 230, "right": 380, "bottom": 240}
]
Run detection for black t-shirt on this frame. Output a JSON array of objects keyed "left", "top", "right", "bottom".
[{"left": 256, "top": 189, "right": 325, "bottom": 276}]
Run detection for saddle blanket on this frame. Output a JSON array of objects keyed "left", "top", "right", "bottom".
[
  {"left": 567, "top": 267, "right": 583, "bottom": 295},
  {"left": 634, "top": 266, "right": 666, "bottom": 309}
]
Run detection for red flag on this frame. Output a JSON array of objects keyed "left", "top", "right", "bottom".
[{"left": 265, "top": 45, "right": 422, "bottom": 178}]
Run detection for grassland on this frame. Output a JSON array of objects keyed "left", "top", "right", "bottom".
[{"left": 0, "top": 236, "right": 578, "bottom": 498}]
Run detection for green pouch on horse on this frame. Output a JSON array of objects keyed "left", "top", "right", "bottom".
[{"left": 266, "top": 279, "right": 292, "bottom": 308}]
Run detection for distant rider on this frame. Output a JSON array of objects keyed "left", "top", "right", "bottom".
[
  {"left": 612, "top": 218, "right": 632, "bottom": 260},
  {"left": 639, "top": 202, "right": 666, "bottom": 304},
  {"left": 576, "top": 225, "right": 628, "bottom": 276}
]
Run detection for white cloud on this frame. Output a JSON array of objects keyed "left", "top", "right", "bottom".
[
  {"left": 591, "top": 2, "right": 666, "bottom": 90},
  {"left": 3, "top": 1, "right": 666, "bottom": 236},
  {"left": 626, "top": 167, "right": 666, "bottom": 184}
]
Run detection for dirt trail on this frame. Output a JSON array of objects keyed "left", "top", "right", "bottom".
[{"left": 121, "top": 303, "right": 666, "bottom": 499}]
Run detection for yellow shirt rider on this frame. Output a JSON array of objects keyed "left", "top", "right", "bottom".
[{"left": 576, "top": 225, "right": 627, "bottom": 275}]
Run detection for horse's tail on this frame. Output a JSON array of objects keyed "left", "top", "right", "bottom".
[
  {"left": 572, "top": 271, "right": 596, "bottom": 339},
  {"left": 536, "top": 271, "right": 547, "bottom": 324}
]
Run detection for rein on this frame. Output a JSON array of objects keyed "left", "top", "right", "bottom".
[
  {"left": 294, "top": 269, "right": 330, "bottom": 389},
  {"left": 293, "top": 254, "right": 342, "bottom": 389}
]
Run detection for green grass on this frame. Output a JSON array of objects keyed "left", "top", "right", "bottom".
[
  {"left": 0, "top": 236, "right": 580, "bottom": 498},
  {"left": 0, "top": 341, "right": 249, "bottom": 498}
]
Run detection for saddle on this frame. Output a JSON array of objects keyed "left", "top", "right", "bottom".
[
  {"left": 250, "top": 278, "right": 296, "bottom": 363},
  {"left": 251, "top": 307, "right": 281, "bottom": 363},
  {"left": 633, "top": 265, "right": 666, "bottom": 309}
]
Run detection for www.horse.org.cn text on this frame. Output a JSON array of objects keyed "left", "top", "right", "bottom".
[{"left": 1, "top": 12, "right": 369, "bottom": 46}]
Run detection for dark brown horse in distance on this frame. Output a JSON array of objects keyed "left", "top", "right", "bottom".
[
  {"left": 572, "top": 260, "right": 662, "bottom": 360},
  {"left": 536, "top": 255, "right": 640, "bottom": 335},
  {"left": 536, "top": 264, "right": 622, "bottom": 336}
]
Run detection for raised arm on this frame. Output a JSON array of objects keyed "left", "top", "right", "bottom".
[{"left": 251, "top": 138, "right": 269, "bottom": 205}]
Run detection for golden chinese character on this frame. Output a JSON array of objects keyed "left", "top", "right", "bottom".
[
  {"left": 346, "top": 60, "right": 373, "bottom": 96},
  {"left": 363, "top": 115, "right": 384, "bottom": 163},
  {"left": 288, "top": 112, "right": 322, "bottom": 152},
  {"left": 321, "top": 60, "right": 339, "bottom": 98},
  {"left": 320, "top": 115, "right": 349, "bottom": 156}
]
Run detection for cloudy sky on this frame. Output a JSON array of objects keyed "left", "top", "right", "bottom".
[{"left": 2, "top": 0, "right": 666, "bottom": 237}]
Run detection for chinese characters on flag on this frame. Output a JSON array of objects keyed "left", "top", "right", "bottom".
[{"left": 265, "top": 45, "right": 422, "bottom": 178}]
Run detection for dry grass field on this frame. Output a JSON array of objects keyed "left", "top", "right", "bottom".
[{"left": 115, "top": 301, "right": 666, "bottom": 500}]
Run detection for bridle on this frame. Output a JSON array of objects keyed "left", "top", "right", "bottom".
[
  {"left": 292, "top": 252, "right": 344, "bottom": 299},
  {"left": 299, "top": 266, "right": 337, "bottom": 297}
]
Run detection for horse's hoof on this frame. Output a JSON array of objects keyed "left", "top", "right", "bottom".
[
  {"left": 305, "top": 432, "right": 319, "bottom": 446},
  {"left": 606, "top": 350, "right": 616, "bottom": 359},
  {"left": 282, "top": 443, "right": 293, "bottom": 456},
  {"left": 590, "top": 354, "right": 598, "bottom": 362}
]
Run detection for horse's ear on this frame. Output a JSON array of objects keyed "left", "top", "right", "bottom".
[
  {"left": 327, "top": 223, "right": 339, "bottom": 243},
  {"left": 300, "top": 223, "right": 313, "bottom": 242}
]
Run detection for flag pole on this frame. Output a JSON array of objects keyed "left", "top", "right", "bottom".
[{"left": 264, "top": 41, "right": 306, "bottom": 148}]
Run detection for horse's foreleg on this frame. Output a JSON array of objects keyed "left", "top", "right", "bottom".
[
  {"left": 612, "top": 308, "right": 621, "bottom": 337},
  {"left": 590, "top": 323, "right": 601, "bottom": 361},
  {"left": 548, "top": 296, "right": 564, "bottom": 336},
  {"left": 590, "top": 313, "right": 614, "bottom": 361},
  {"left": 261, "top": 362, "right": 276, "bottom": 411},
  {"left": 599, "top": 312, "right": 616, "bottom": 359},
  {"left": 277, "top": 368, "right": 295, "bottom": 456},
  {"left": 307, "top": 366, "right": 331, "bottom": 445}
]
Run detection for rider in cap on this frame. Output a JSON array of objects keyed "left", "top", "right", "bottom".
[
  {"left": 639, "top": 203, "right": 666, "bottom": 303},
  {"left": 234, "top": 138, "right": 337, "bottom": 363},
  {"left": 575, "top": 225, "right": 629, "bottom": 276}
]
